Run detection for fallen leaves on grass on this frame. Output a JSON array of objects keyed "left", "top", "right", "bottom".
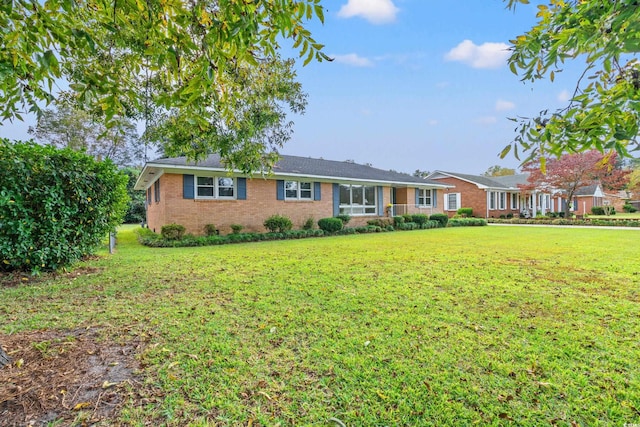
[{"left": 0, "top": 327, "right": 150, "bottom": 426}]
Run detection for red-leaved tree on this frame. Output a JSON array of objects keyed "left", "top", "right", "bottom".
[{"left": 520, "top": 150, "right": 630, "bottom": 217}]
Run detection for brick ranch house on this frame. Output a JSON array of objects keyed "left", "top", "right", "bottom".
[
  {"left": 427, "top": 171, "right": 563, "bottom": 218},
  {"left": 134, "top": 154, "right": 452, "bottom": 235},
  {"left": 427, "top": 171, "right": 621, "bottom": 218}
]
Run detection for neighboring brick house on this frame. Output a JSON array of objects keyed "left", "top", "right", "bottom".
[
  {"left": 572, "top": 184, "right": 605, "bottom": 215},
  {"left": 134, "top": 154, "right": 452, "bottom": 235},
  {"left": 427, "top": 171, "right": 563, "bottom": 218}
]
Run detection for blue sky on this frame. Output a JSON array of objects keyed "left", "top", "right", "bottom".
[
  {"left": 279, "top": 0, "right": 583, "bottom": 175},
  {"left": 1, "top": 0, "right": 581, "bottom": 175}
]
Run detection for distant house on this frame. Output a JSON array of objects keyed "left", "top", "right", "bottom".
[
  {"left": 427, "top": 171, "right": 562, "bottom": 218},
  {"left": 570, "top": 184, "right": 604, "bottom": 215},
  {"left": 134, "top": 154, "right": 452, "bottom": 235}
]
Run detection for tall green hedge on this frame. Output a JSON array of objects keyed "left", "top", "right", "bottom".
[{"left": 0, "top": 140, "right": 129, "bottom": 273}]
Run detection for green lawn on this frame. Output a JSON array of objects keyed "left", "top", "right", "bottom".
[
  {"left": 2, "top": 226, "right": 639, "bottom": 425},
  {"left": 587, "top": 212, "right": 640, "bottom": 219}
]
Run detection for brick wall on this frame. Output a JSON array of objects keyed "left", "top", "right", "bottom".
[
  {"left": 433, "top": 177, "right": 520, "bottom": 218},
  {"left": 145, "top": 174, "right": 332, "bottom": 234},
  {"left": 145, "top": 174, "right": 447, "bottom": 234},
  {"left": 394, "top": 187, "right": 444, "bottom": 216}
]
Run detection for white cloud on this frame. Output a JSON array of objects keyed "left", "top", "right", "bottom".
[
  {"left": 557, "top": 89, "right": 571, "bottom": 102},
  {"left": 338, "top": 0, "right": 399, "bottom": 24},
  {"left": 333, "top": 53, "right": 374, "bottom": 67},
  {"left": 444, "top": 40, "right": 510, "bottom": 69},
  {"left": 474, "top": 116, "right": 498, "bottom": 125},
  {"left": 495, "top": 99, "right": 516, "bottom": 111},
  {"left": 426, "top": 119, "right": 438, "bottom": 126}
]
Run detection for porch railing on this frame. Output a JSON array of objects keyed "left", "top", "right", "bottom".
[{"left": 387, "top": 204, "right": 436, "bottom": 217}]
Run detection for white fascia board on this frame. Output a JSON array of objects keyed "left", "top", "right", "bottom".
[
  {"left": 484, "top": 186, "right": 522, "bottom": 191},
  {"left": 135, "top": 162, "right": 454, "bottom": 190},
  {"left": 134, "top": 167, "right": 165, "bottom": 191}
]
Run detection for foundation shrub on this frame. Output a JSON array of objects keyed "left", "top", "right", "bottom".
[
  {"left": 429, "top": 213, "right": 449, "bottom": 228},
  {"left": 161, "top": 224, "right": 186, "bottom": 240},
  {"left": 263, "top": 214, "right": 293, "bottom": 233},
  {"left": 317, "top": 217, "right": 343, "bottom": 233},
  {"left": 336, "top": 214, "right": 351, "bottom": 225}
]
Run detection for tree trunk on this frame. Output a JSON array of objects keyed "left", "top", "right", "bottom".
[{"left": 0, "top": 343, "right": 11, "bottom": 368}]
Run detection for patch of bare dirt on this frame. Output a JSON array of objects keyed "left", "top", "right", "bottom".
[
  {"left": 0, "top": 327, "right": 152, "bottom": 426},
  {"left": 0, "top": 267, "right": 104, "bottom": 288}
]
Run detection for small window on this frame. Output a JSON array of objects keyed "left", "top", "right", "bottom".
[
  {"left": 154, "top": 180, "right": 160, "bottom": 203},
  {"left": 196, "top": 176, "right": 235, "bottom": 199},
  {"left": 499, "top": 192, "right": 506, "bottom": 210},
  {"left": 218, "top": 177, "right": 234, "bottom": 198},
  {"left": 285, "top": 180, "right": 313, "bottom": 200},
  {"left": 446, "top": 193, "right": 460, "bottom": 211},
  {"left": 418, "top": 189, "right": 432, "bottom": 206},
  {"left": 197, "top": 177, "right": 215, "bottom": 197},
  {"left": 510, "top": 193, "right": 518, "bottom": 210}
]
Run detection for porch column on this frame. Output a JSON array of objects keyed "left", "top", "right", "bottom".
[
  {"left": 532, "top": 191, "right": 537, "bottom": 217},
  {"left": 486, "top": 190, "right": 490, "bottom": 218}
]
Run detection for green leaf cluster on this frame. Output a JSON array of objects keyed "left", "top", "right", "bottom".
[
  {"left": 263, "top": 214, "right": 293, "bottom": 233},
  {"left": 317, "top": 217, "right": 343, "bottom": 233},
  {"left": 0, "top": 139, "right": 128, "bottom": 273},
  {"left": 0, "top": 0, "right": 329, "bottom": 173},
  {"left": 504, "top": 0, "right": 640, "bottom": 162}
]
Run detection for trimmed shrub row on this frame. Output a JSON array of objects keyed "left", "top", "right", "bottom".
[
  {"left": 487, "top": 218, "right": 640, "bottom": 227},
  {"left": 449, "top": 218, "right": 487, "bottom": 227},
  {"left": 139, "top": 211, "right": 473, "bottom": 248},
  {"left": 137, "top": 224, "right": 401, "bottom": 248}
]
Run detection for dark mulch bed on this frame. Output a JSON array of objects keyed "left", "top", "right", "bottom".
[{"left": 0, "top": 327, "right": 152, "bottom": 426}]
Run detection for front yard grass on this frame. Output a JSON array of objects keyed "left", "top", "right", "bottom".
[{"left": 1, "top": 225, "right": 639, "bottom": 425}]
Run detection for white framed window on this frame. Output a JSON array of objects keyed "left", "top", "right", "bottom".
[
  {"left": 446, "top": 193, "right": 461, "bottom": 211},
  {"left": 418, "top": 189, "right": 432, "bottom": 206},
  {"left": 285, "top": 180, "right": 313, "bottom": 200},
  {"left": 510, "top": 193, "right": 518, "bottom": 210},
  {"left": 340, "top": 184, "right": 376, "bottom": 215},
  {"left": 196, "top": 176, "right": 235, "bottom": 199},
  {"left": 490, "top": 191, "right": 506, "bottom": 210}
]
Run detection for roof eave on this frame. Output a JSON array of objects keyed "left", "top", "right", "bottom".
[{"left": 134, "top": 162, "right": 454, "bottom": 190}]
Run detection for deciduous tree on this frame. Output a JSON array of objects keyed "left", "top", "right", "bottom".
[
  {"left": 628, "top": 167, "right": 640, "bottom": 200},
  {"left": 520, "top": 150, "right": 630, "bottom": 217},
  {"left": 503, "top": 0, "right": 640, "bottom": 162},
  {"left": 0, "top": 0, "right": 329, "bottom": 171},
  {"left": 483, "top": 165, "right": 516, "bottom": 177},
  {"left": 29, "top": 104, "right": 143, "bottom": 167}
]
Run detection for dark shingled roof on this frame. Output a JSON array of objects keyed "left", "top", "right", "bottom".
[
  {"left": 574, "top": 184, "right": 600, "bottom": 196},
  {"left": 145, "top": 154, "right": 449, "bottom": 187},
  {"left": 431, "top": 171, "right": 529, "bottom": 189}
]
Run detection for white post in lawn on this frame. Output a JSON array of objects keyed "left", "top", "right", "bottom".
[{"left": 109, "top": 232, "right": 116, "bottom": 254}]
